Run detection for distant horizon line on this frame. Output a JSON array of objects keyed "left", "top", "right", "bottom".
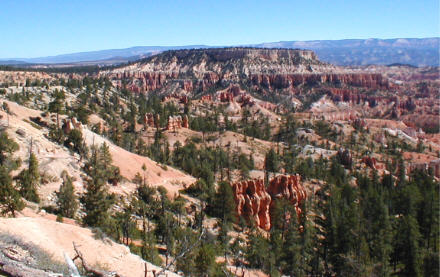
[{"left": 1, "top": 36, "right": 438, "bottom": 60}]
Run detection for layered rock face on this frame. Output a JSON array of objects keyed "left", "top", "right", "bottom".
[
  {"left": 250, "top": 73, "right": 389, "bottom": 90},
  {"left": 232, "top": 174, "right": 306, "bottom": 230},
  {"left": 267, "top": 175, "right": 307, "bottom": 222},
  {"left": 101, "top": 48, "right": 390, "bottom": 94},
  {"left": 157, "top": 47, "right": 318, "bottom": 64},
  {"left": 232, "top": 179, "right": 272, "bottom": 230}
]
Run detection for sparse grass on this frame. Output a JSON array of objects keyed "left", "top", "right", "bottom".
[
  {"left": 23, "top": 118, "right": 43, "bottom": 130},
  {"left": 0, "top": 232, "right": 68, "bottom": 275}
]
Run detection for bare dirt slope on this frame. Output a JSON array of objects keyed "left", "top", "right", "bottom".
[
  {"left": 1, "top": 99, "right": 195, "bottom": 200},
  {"left": 0, "top": 100, "right": 85, "bottom": 203},
  {"left": 162, "top": 128, "right": 275, "bottom": 170},
  {"left": 0, "top": 216, "right": 178, "bottom": 277},
  {"left": 82, "top": 128, "right": 195, "bottom": 197}
]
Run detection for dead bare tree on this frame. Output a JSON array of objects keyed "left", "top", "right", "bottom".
[{"left": 153, "top": 228, "right": 205, "bottom": 276}]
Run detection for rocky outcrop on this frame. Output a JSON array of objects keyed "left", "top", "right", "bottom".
[
  {"left": 143, "top": 113, "right": 160, "bottom": 129},
  {"left": 408, "top": 159, "right": 440, "bottom": 178},
  {"left": 353, "top": 118, "right": 367, "bottom": 129},
  {"left": 232, "top": 179, "right": 271, "bottom": 230},
  {"left": 251, "top": 73, "right": 389, "bottom": 90},
  {"left": 161, "top": 47, "right": 318, "bottom": 63},
  {"left": 232, "top": 174, "right": 306, "bottom": 230},
  {"left": 429, "top": 159, "right": 440, "bottom": 178},
  {"left": 102, "top": 48, "right": 392, "bottom": 96},
  {"left": 182, "top": 115, "right": 189, "bottom": 128},
  {"left": 166, "top": 115, "right": 189, "bottom": 131},
  {"left": 218, "top": 92, "right": 234, "bottom": 102},
  {"left": 267, "top": 174, "right": 306, "bottom": 220},
  {"left": 200, "top": 95, "right": 212, "bottom": 102},
  {"left": 362, "top": 156, "right": 378, "bottom": 170},
  {"left": 62, "top": 117, "right": 82, "bottom": 134},
  {"left": 198, "top": 72, "right": 220, "bottom": 91},
  {"left": 162, "top": 94, "right": 189, "bottom": 104},
  {"left": 337, "top": 148, "right": 353, "bottom": 168}
]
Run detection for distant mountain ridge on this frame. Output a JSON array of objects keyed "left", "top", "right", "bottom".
[
  {"left": 256, "top": 38, "right": 439, "bottom": 66},
  {"left": 1, "top": 38, "right": 438, "bottom": 66}
]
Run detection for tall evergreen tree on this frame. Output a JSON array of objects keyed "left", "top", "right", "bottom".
[
  {"left": 0, "top": 131, "right": 19, "bottom": 168},
  {"left": 0, "top": 166, "right": 24, "bottom": 217},
  {"left": 194, "top": 243, "right": 217, "bottom": 277},
  {"left": 0, "top": 132, "right": 23, "bottom": 217},
  {"left": 55, "top": 171, "right": 78, "bottom": 218},
  {"left": 17, "top": 152, "right": 40, "bottom": 203},
  {"left": 264, "top": 148, "right": 279, "bottom": 185},
  {"left": 48, "top": 89, "right": 65, "bottom": 129},
  {"left": 282, "top": 212, "right": 303, "bottom": 276},
  {"left": 395, "top": 214, "right": 422, "bottom": 277},
  {"left": 210, "top": 181, "right": 236, "bottom": 224},
  {"left": 81, "top": 145, "right": 113, "bottom": 227}
]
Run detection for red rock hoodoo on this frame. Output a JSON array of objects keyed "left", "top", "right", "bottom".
[
  {"left": 232, "top": 174, "right": 306, "bottom": 231},
  {"left": 143, "top": 113, "right": 160, "bottom": 129},
  {"left": 166, "top": 115, "right": 189, "bottom": 131},
  {"left": 232, "top": 179, "right": 272, "bottom": 230}
]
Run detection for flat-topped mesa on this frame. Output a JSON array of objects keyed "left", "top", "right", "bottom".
[
  {"left": 102, "top": 47, "right": 390, "bottom": 93},
  {"left": 163, "top": 47, "right": 319, "bottom": 63},
  {"left": 232, "top": 174, "right": 307, "bottom": 231}
]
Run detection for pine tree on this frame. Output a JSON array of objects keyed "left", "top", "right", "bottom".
[
  {"left": 0, "top": 166, "right": 24, "bottom": 217},
  {"left": 264, "top": 148, "right": 279, "bottom": 185},
  {"left": 195, "top": 243, "right": 217, "bottom": 277},
  {"left": 175, "top": 227, "right": 199, "bottom": 275},
  {"left": 246, "top": 229, "right": 270, "bottom": 269},
  {"left": 210, "top": 181, "right": 236, "bottom": 224},
  {"left": 397, "top": 215, "right": 422, "bottom": 277},
  {"left": 0, "top": 131, "right": 19, "bottom": 168},
  {"left": 81, "top": 145, "right": 112, "bottom": 227},
  {"left": 99, "top": 142, "right": 113, "bottom": 179},
  {"left": 217, "top": 219, "right": 231, "bottom": 262},
  {"left": 133, "top": 184, "right": 161, "bottom": 265},
  {"left": 48, "top": 89, "right": 65, "bottom": 129},
  {"left": 300, "top": 200, "right": 319, "bottom": 275},
  {"left": 141, "top": 224, "right": 161, "bottom": 265},
  {"left": 0, "top": 132, "right": 23, "bottom": 216},
  {"left": 55, "top": 172, "right": 78, "bottom": 218},
  {"left": 115, "top": 203, "right": 135, "bottom": 246},
  {"left": 282, "top": 212, "right": 303, "bottom": 276},
  {"left": 17, "top": 152, "right": 40, "bottom": 203},
  {"left": 397, "top": 157, "right": 406, "bottom": 186},
  {"left": 65, "top": 129, "right": 85, "bottom": 155}
]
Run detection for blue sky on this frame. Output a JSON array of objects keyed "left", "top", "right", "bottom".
[{"left": 0, "top": 0, "right": 438, "bottom": 58}]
